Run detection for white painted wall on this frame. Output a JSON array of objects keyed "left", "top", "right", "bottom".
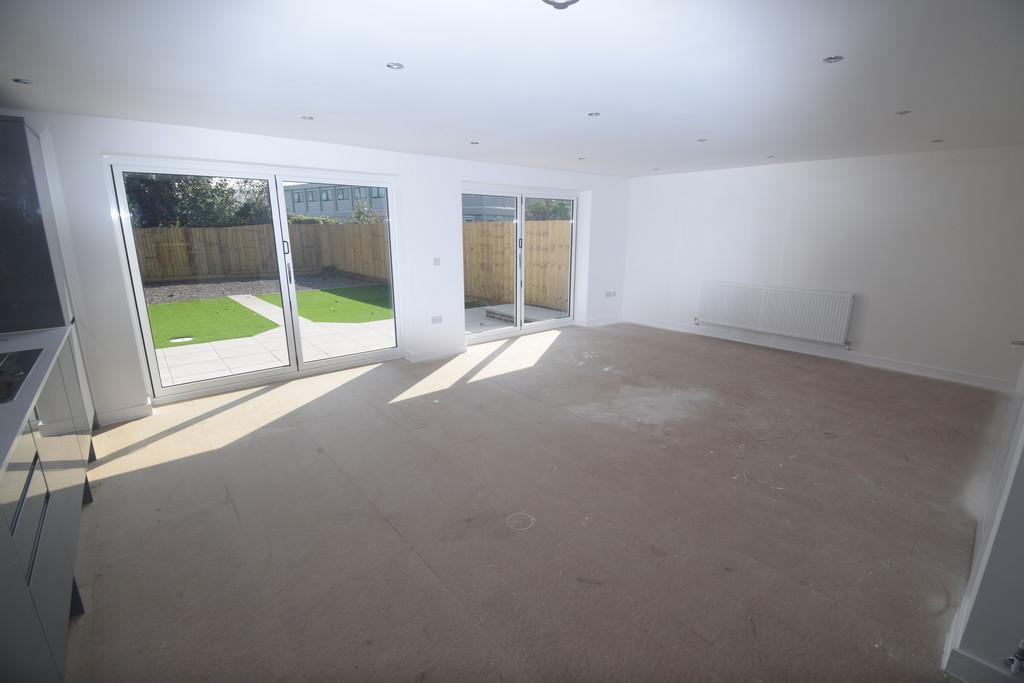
[
  {"left": 623, "top": 146, "right": 1024, "bottom": 390},
  {"left": 6, "top": 111, "right": 628, "bottom": 424}
]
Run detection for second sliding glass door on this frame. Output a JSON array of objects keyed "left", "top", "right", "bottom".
[
  {"left": 277, "top": 180, "right": 397, "bottom": 364},
  {"left": 462, "top": 191, "right": 575, "bottom": 335},
  {"left": 115, "top": 164, "right": 399, "bottom": 399}
]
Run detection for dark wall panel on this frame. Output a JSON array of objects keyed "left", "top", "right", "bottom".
[{"left": 0, "top": 116, "right": 64, "bottom": 333}]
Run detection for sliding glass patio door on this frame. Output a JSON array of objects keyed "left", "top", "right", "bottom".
[
  {"left": 114, "top": 164, "right": 399, "bottom": 399},
  {"left": 462, "top": 191, "right": 575, "bottom": 336},
  {"left": 275, "top": 179, "right": 397, "bottom": 365},
  {"left": 462, "top": 193, "right": 519, "bottom": 335},
  {"left": 115, "top": 169, "right": 296, "bottom": 393}
]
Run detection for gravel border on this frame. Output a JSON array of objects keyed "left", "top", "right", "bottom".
[{"left": 143, "top": 274, "right": 382, "bottom": 304}]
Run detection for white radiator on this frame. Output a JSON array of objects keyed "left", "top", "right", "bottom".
[{"left": 697, "top": 281, "right": 854, "bottom": 347}]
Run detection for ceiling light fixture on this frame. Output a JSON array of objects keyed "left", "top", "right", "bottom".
[
  {"left": 577, "top": 156, "right": 586, "bottom": 160},
  {"left": 300, "top": 115, "right": 314, "bottom": 120},
  {"left": 822, "top": 55, "right": 844, "bottom": 63},
  {"left": 765, "top": 154, "right": 775, "bottom": 159},
  {"left": 696, "top": 138, "right": 708, "bottom": 143},
  {"left": 386, "top": 62, "right": 404, "bottom": 70},
  {"left": 542, "top": 0, "right": 581, "bottom": 8},
  {"left": 470, "top": 141, "right": 479, "bottom": 145},
  {"left": 11, "top": 78, "right": 32, "bottom": 85},
  {"left": 896, "top": 110, "right": 912, "bottom": 115},
  {"left": 652, "top": 167, "right": 660, "bottom": 171},
  {"left": 931, "top": 138, "right": 944, "bottom": 143},
  {"left": 587, "top": 112, "right": 601, "bottom": 117}
]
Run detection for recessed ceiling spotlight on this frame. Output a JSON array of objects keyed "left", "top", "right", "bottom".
[
  {"left": 469, "top": 141, "right": 479, "bottom": 145},
  {"left": 386, "top": 62, "right": 404, "bottom": 70},
  {"left": 652, "top": 167, "right": 660, "bottom": 171},
  {"left": 696, "top": 138, "right": 708, "bottom": 143},
  {"left": 577, "top": 156, "right": 586, "bottom": 160},
  {"left": 765, "top": 154, "right": 775, "bottom": 159},
  {"left": 300, "top": 115, "right": 314, "bottom": 120},
  {"left": 587, "top": 112, "right": 601, "bottom": 117},
  {"left": 822, "top": 55, "right": 844, "bottom": 64},
  {"left": 896, "top": 110, "right": 912, "bottom": 116},
  {"left": 11, "top": 78, "right": 32, "bottom": 85},
  {"left": 542, "top": 0, "right": 581, "bottom": 8},
  {"left": 930, "top": 138, "right": 944, "bottom": 143}
]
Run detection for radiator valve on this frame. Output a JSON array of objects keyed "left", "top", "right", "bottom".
[{"left": 1005, "top": 639, "right": 1024, "bottom": 675}]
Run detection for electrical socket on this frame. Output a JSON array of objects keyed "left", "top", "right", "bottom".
[
  {"left": 431, "top": 315, "right": 443, "bottom": 324},
  {"left": 433, "top": 257, "right": 441, "bottom": 266},
  {"left": 605, "top": 290, "right": 617, "bottom": 298}
]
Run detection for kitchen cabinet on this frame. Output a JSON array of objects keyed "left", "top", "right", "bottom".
[{"left": 0, "top": 326, "right": 91, "bottom": 681}]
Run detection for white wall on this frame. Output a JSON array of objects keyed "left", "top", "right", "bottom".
[
  {"left": 9, "top": 112, "right": 628, "bottom": 424},
  {"left": 623, "top": 146, "right": 1024, "bottom": 390}
]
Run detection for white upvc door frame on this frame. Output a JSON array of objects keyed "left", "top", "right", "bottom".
[
  {"left": 111, "top": 160, "right": 299, "bottom": 402},
  {"left": 461, "top": 182, "right": 579, "bottom": 345},
  {"left": 109, "top": 157, "right": 404, "bottom": 404}
]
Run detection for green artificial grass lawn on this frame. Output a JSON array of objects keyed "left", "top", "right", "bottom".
[
  {"left": 258, "top": 285, "right": 393, "bottom": 323},
  {"left": 147, "top": 297, "right": 279, "bottom": 349}
]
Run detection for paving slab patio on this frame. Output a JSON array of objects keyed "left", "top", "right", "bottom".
[{"left": 155, "top": 296, "right": 397, "bottom": 386}]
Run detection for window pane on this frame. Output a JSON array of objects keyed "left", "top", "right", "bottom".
[
  {"left": 280, "top": 182, "right": 396, "bottom": 362},
  {"left": 523, "top": 197, "right": 572, "bottom": 322},
  {"left": 463, "top": 193, "right": 517, "bottom": 333}
]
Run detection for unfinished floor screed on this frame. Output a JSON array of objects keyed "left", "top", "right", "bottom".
[{"left": 68, "top": 324, "right": 999, "bottom": 681}]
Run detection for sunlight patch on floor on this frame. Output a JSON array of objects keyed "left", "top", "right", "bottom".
[
  {"left": 389, "top": 340, "right": 507, "bottom": 403},
  {"left": 470, "top": 330, "right": 561, "bottom": 382},
  {"left": 90, "top": 363, "right": 380, "bottom": 479}
]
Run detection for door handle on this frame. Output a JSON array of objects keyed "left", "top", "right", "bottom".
[
  {"left": 1013, "top": 340, "right": 1024, "bottom": 347},
  {"left": 282, "top": 240, "right": 290, "bottom": 255}
]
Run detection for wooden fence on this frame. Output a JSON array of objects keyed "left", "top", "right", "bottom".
[
  {"left": 133, "top": 223, "right": 392, "bottom": 284},
  {"left": 462, "top": 220, "right": 572, "bottom": 311},
  {"left": 133, "top": 219, "right": 572, "bottom": 310},
  {"left": 287, "top": 222, "right": 391, "bottom": 280}
]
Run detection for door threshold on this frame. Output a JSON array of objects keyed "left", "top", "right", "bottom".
[
  {"left": 151, "top": 347, "right": 403, "bottom": 406},
  {"left": 465, "top": 318, "right": 574, "bottom": 346}
]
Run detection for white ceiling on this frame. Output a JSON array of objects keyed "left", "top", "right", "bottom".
[{"left": 2, "top": 0, "right": 1022, "bottom": 176}]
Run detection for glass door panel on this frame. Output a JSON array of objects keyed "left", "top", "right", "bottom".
[
  {"left": 279, "top": 181, "right": 397, "bottom": 363},
  {"left": 119, "top": 171, "right": 292, "bottom": 388},
  {"left": 523, "top": 197, "right": 574, "bottom": 323},
  {"left": 462, "top": 193, "right": 518, "bottom": 334}
]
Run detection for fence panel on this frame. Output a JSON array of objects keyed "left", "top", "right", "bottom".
[
  {"left": 461, "top": 220, "right": 572, "bottom": 311},
  {"left": 133, "top": 223, "right": 391, "bottom": 283},
  {"left": 133, "top": 220, "right": 572, "bottom": 311}
]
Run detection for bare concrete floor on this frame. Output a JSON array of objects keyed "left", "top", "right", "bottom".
[{"left": 69, "top": 324, "right": 1000, "bottom": 682}]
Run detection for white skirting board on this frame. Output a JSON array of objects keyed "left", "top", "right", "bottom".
[
  {"left": 624, "top": 317, "right": 1014, "bottom": 394},
  {"left": 404, "top": 346, "right": 465, "bottom": 364},
  {"left": 582, "top": 315, "right": 623, "bottom": 327},
  {"left": 96, "top": 401, "right": 153, "bottom": 427}
]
